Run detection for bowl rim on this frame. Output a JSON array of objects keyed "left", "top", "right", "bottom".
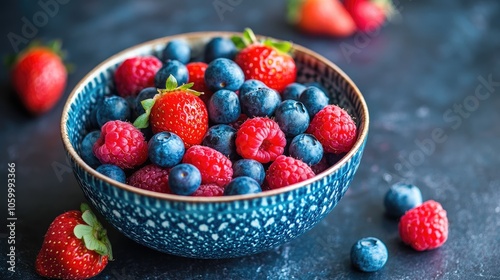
[{"left": 60, "top": 31, "right": 369, "bottom": 203}]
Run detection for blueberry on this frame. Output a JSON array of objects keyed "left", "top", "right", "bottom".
[
  {"left": 163, "top": 40, "right": 191, "bottom": 64},
  {"left": 89, "top": 106, "right": 99, "bottom": 129},
  {"left": 204, "top": 58, "right": 244, "bottom": 92},
  {"left": 204, "top": 37, "right": 237, "bottom": 63},
  {"left": 274, "top": 100, "right": 310, "bottom": 137},
  {"left": 148, "top": 132, "right": 185, "bottom": 168},
  {"left": 202, "top": 124, "right": 238, "bottom": 161},
  {"left": 81, "top": 130, "right": 101, "bottom": 168},
  {"left": 208, "top": 89, "right": 241, "bottom": 124},
  {"left": 282, "top": 83, "right": 306, "bottom": 101},
  {"left": 224, "top": 176, "right": 262, "bottom": 195},
  {"left": 232, "top": 159, "right": 265, "bottom": 185},
  {"left": 96, "top": 164, "right": 126, "bottom": 183},
  {"left": 351, "top": 237, "right": 388, "bottom": 272},
  {"left": 134, "top": 87, "right": 157, "bottom": 116},
  {"left": 239, "top": 79, "right": 267, "bottom": 97},
  {"left": 168, "top": 163, "right": 201, "bottom": 196},
  {"left": 240, "top": 87, "right": 281, "bottom": 117},
  {"left": 96, "top": 95, "right": 131, "bottom": 127},
  {"left": 299, "top": 86, "right": 329, "bottom": 118},
  {"left": 289, "top": 134, "right": 323, "bottom": 166},
  {"left": 304, "top": 82, "right": 329, "bottom": 95},
  {"left": 384, "top": 182, "right": 423, "bottom": 218},
  {"left": 155, "top": 60, "right": 188, "bottom": 88}
]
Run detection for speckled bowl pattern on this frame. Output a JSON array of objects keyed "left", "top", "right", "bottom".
[{"left": 61, "top": 32, "right": 369, "bottom": 259}]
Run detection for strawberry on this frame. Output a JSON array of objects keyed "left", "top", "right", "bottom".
[
  {"left": 134, "top": 75, "right": 208, "bottom": 148},
  {"left": 232, "top": 28, "right": 297, "bottom": 93},
  {"left": 186, "top": 62, "right": 212, "bottom": 104},
  {"left": 9, "top": 40, "right": 67, "bottom": 115},
  {"left": 344, "top": 0, "right": 393, "bottom": 33},
  {"left": 287, "top": 0, "right": 356, "bottom": 37},
  {"left": 35, "top": 203, "right": 112, "bottom": 279}
]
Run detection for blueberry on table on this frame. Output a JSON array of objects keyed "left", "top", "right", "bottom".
[
  {"left": 208, "top": 89, "right": 241, "bottom": 124},
  {"left": 81, "top": 130, "right": 101, "bottom": 168},
  {"left": 384, "top": 182, "right": 423, "bottom": 218},
  {"left": 274, "top": 100, "right": 310, "bottom": 137},
  {"left": 289, "top": 133, "right": 323, "bottom": 166},
  {"left": 96, "top": 95, "right": 131, "bottom": 127},
  {"left": 155, "top": 60, "right": 188, "bottom": 88},
  {"left": 350, "top": 237, "right": 388, "bottom": 272},
  {"left": 201, "top": 124, "right": 238, "bottom": 161},
  {"left": 96, "top": 164, "right": 126, "bottom": 183},
  {"left": 232, "top": 159, "right": 265, "bottom": 185},
  {"left": 282, "top": 82, "right": 306, "bottom": 101},
  {"left": 239, "top": 87, "right": 281, "bottom": 117},
  {"left": 204, "top": 37, "right": 237, "bottom": 63},
  {"left": 299, "top": 86, "right": 330, "bottom": 118},
  {"left": 224, "top": 176, "right": 262, "bottom": 195},
  {"left": 148, "top": 132, "right": 185, "bottom": 168},
  {"left": 204, "top": 58, "right": 244, "bottom": 92},
  {"left": 168, "top": 163, "right": 202, "bottom": 196},
  {"left": 162, "top": 39, "right": 191, "bottom": 64}
]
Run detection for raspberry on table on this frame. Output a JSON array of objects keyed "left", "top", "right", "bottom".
[
  {"left": 127, "top": 164, "right": 171, "bottom": 194},
  {"left": 265, "top": 155, "right": 315, "bottom": 189},
  {"left": 182, "top": 145, "right": 233, "bottom": 187},
  {"left": 191, "top": 184, "right": 225, "bottom": 197},
  {"left": 114, "top": 56, "right": 162, "bottom": 97},
  {"left": 399, "top": 200, "right": 449, "bottom": 251},
  {"left": 307, "top": 104, "right": 357, "bottom": 154},
  {"left": 93, "top": 120, "right": 148, "bottom": 169},
  {"left": 235, "top": 117, "right": 286, "bottom": 163}
]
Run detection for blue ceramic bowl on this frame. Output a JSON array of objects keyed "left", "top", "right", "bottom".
[{"left": 61, "top": 32, "right": 369, "bottom": 259}]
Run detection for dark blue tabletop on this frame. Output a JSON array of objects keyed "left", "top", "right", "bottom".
[{"left": 1, "top": 0, "right": 500, "bottom": 279}]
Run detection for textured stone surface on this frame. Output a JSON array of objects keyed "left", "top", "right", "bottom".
[{"left": 1, "top": 0, "right": 500, "bottom": 278}]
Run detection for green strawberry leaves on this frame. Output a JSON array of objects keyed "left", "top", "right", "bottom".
[
  {"left": 73, "top": 203, "right": 113, "bottom": 260},
  {"left": 231, "top": 28, "right": 293, "bottom": 54},
  {"left": 133, "top": 75, "right": 202, "bottom": 129}
]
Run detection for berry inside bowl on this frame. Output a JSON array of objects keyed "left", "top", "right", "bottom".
[{"left": 61, "top": 31, "right": 369, "bottom": 259}]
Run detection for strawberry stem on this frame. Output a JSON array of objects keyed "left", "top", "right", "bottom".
[{"left": 74, "top": 203, "right": 113, "bottom": 260}]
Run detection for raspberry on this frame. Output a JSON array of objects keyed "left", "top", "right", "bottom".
[
  {"left": 306, "top": 105, "right": 357, "bottom": 154},
  {"left": 191, "top": 184, "right": 224, "bottom": 197},
  {"left": 182, "top": 145, "right": 233, "bottom": 187},
  {"left": 127, "top": 164, "right": 171, "bottom": 194},
  {"left": 114, "top": 56, "right": 162, "bottom": 97},
  {"left": 265, "top": 155, "right": 315, "bottom": 189},
  {"left": 93, "top": 120, "right": 148, "bottom": 169},
  {"left": 235, "top": 117, "right": 286, "bottom": 163},
  {"left": 399, "top": 200, "right": 448, "bottom": 251}
]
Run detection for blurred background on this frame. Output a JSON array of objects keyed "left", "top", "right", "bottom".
[{"left": 1, "top": 0, "right": 500, "bottom": 279}]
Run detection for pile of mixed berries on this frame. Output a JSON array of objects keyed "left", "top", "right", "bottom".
[{"left": 80, "top": 29, "right": 358, "bottom": 197}]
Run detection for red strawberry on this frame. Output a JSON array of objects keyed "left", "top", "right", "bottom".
[
  {"left": 182, "top": 145, "right": 233, "bottom": 187},
  {"left": 186, "top": 62, "right": 213, "bottom": 104},
  {"left": 344, "top": 0, "right": 392, "bottom": 33},
  {"left": 232, "top": 28, "right": 296, "bottom": 93},
  {"left": 134, "top": 75, "right": 208, "bottom": 148},
  {"left": 9, "top": 40, "right": 67, "bottom": 115},
  {"left": 114, "top": 56, "right": 162, "bottom": 97},
  {"left": 399, "top": 200, "right": 449, "bottom": 251},
  {"left": 287, "top": 0, "right": 356, "bottom": 37},
  {"left": 35, "top": 203, "right": 112, "bottom": 279}
]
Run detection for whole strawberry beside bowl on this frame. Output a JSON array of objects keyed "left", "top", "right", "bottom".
[
  {"left": 9, "top": 40, "right": 67, "bottom": 115},
  {"left": 61, "top": 31, "right": 369, "bottom": 259}
]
